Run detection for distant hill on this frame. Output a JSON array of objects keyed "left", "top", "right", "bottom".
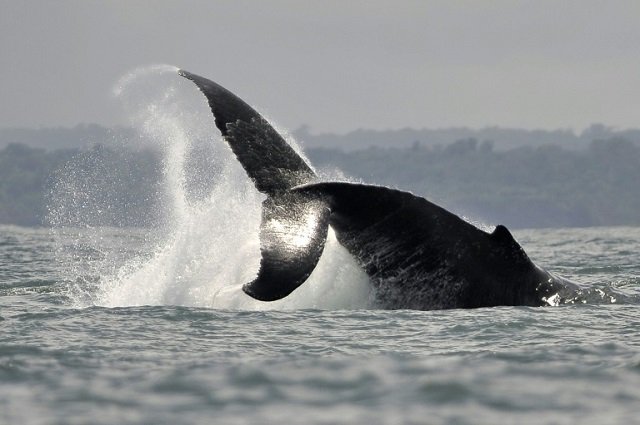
[
  {"left": 0, "top": 124, "right": 137, "bottom": 151},
  {"left": 0, "top": 125, "right": 639, "bottom": 228},
  {"left": 307, "top": 138, "right": 640, "bottom": 228},
  {"left": 3, "top": 123, "right": 640, "bottom": 152},
  {"left": 295, "top": 123, "right": 640, "bottom": 151}
]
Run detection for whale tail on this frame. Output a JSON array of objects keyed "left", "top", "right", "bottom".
[
  {"left": 178, "top": 70, "right": 315, "bottom": 196},
  {"left": 178, "top": 70, "right": 577, "bottom": 308},
  {"left": 179, "top": 70, "right": 328, "bottom": 300}
]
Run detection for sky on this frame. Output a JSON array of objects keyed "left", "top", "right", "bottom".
[{"left": 1, "top": 0, "right": 640, "bottom": 134}]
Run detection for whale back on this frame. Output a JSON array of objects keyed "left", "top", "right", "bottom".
[{"left": 293, "top": 182, "right": 548, "bottom": 309}]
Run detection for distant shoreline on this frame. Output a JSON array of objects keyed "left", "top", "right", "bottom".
[
  {"left": 2, "top": 123, "right": 639, "bottom": 152},
  {"left": 0, "top": 126, "right": 639, "bottom": 229}
]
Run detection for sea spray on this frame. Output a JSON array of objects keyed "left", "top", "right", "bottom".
[{"left": 51, "top": 65, "right": 372, "bottom": 310}]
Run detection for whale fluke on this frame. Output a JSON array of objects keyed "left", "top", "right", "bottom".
[
  {"left": 178, "top": 69, "right": 315, "bottom": 195},
  {"left": 243, "top": 193, "right": 331, "bottom": 301},
  {"left": 179, "top": 70, "right": 327, "bottom": 301}
]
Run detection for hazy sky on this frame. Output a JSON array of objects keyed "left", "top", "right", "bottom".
[{"left": 2, "top": 0, "right": 639, "bottom": 133}]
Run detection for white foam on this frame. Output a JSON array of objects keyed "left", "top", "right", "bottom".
[{"left": 88, "top": 66, "right": 372, "bottom": 310}]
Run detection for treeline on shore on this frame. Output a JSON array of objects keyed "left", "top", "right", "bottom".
[{"left": 1, "top": 136, "right": 639, "bottom": 228}]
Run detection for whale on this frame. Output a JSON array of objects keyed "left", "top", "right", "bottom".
[{"left": 178, "top": 69, "right": 579, "bottom": 310}]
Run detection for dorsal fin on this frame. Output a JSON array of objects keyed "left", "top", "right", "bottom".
[
  {"left": 178, "top": 70, "right": 315, "bottom": 195},
  {"left": 491, "top": 224, "right": 529, "bottom": 261},
  {"left": 242, "top": 193, "right": 331, "bottom": 301},
  {"left": 491, "top": 224, "right": 514, "bottom": 243}
]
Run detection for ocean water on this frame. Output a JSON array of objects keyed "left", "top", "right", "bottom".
[
  {"left": 2, "top": 66, "right": 639, "bottom": 424},
  {"left": 1, "top": 225, "right": 640, "bottom": 425}
]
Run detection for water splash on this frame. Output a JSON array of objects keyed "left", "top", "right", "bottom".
[
  {"left": 52, "top": 65, "right": 372, "bottom": 310},
  {"left": 112, "top": 64, "right": 180, "bottom": 98}
]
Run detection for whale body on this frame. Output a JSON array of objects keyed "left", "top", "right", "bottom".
[{"left": 178, "top": 69, "right": 579, "bottom": 310}]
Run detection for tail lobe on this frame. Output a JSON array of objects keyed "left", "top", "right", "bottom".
[{"left": 178, "top": 69, "right": 315, "bottom": 196}]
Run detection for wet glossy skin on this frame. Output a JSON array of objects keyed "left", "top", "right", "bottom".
[{"left": 179, "top": 69, "right": 579, "bottom": 310}]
